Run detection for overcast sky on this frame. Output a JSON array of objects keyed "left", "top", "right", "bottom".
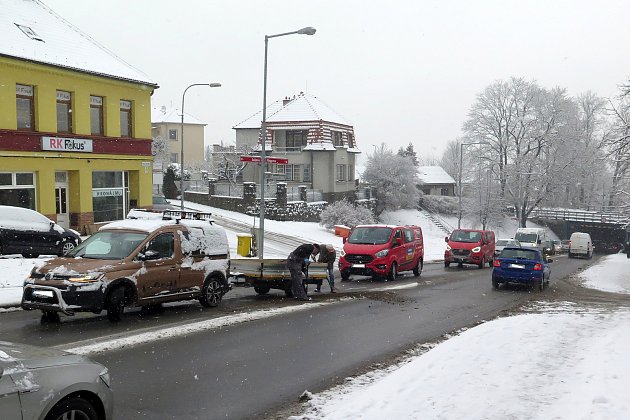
[{"left": 45, "top": 0, "right": 630, "bottom": 160}]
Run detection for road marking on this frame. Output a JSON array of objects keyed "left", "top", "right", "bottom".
[{"left": 60, "top": 298, "right": 354, "bottom": 355}]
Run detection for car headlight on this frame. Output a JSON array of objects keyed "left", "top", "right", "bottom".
[
  {"left": 99, "top": 368, "right": 111, "bottom": 388},
  {"left": 471, "top": 246, "right": 481, "bottom": 253},
  {"left": 445, "top": 245, "right": 451, "bottom": 251},
  {"left": 68, "top": 273, "right": 104, "bottom": 283},
  {"left": 375, "top": 249, "right": 389, "bottom": 258},
  {"left": 340, "top": 249, "right": 346, "bottom": 257}
]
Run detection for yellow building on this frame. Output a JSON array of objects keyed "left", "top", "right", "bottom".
[{"left": 0, "top": 0, "right": 158, "bottom": 232}]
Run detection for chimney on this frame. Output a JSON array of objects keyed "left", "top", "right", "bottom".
[{"left": 282, "top": 96, "right": 291, "bottom": 106}]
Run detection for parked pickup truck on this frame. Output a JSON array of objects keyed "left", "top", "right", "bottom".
[
  {"left": 22, "top": 211, "right": 231, "bottom": 322},
  {"left": 230, "top": 258, "right": 328, "bottom": 296}
]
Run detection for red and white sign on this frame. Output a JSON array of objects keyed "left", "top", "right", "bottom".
[
  {"left": 42, "top": 136, "right": 93, "bottom": 153},
  {"left": 240, "top": 156, "right": 288, "bottom": 164}
]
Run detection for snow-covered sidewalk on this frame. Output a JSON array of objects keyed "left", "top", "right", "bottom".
[{"left": 292, "top": 255, "right": 630, "bottom": 420}]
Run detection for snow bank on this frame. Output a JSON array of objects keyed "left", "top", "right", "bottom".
[{"left": 579, "top": 253, "right": 630, "bottom": 294}]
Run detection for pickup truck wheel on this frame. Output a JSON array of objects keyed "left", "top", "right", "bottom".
[
  {"left": 254, "top": 286, "right": 270, "bottom": 295},
  {"left": 413, "top": 258, "right": 423, "bottom": 276},
  {"left": 59, "top": 239, "right": 76, "bottom": 256},
  {"left": 107, "top": 287, "right": 125, "bottom": 322},
  {"left": 199, "top": 277, "right": 223, "bottom": 307},
  {"left": 387, "top": 262, "right": 397, "bottom": 281}
]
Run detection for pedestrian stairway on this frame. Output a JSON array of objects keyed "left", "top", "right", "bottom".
[{"left": 420, "top": 209, "right": 453, "bottom": 235}]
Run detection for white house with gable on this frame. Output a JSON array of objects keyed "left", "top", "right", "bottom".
[
  {"left": 233, "top": 92, "right": 360, "bottom": 202},
  {"left": 417, "top": 166, "right": 456, "bottom": 196}
]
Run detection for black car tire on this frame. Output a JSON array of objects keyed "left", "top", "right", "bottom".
[
  {"left": 340, "top": 270, "right": 350, "bottom": 281},
  {"left": 387, "top": 262, "right": 398, "bottom": 281},
  {"left": 45, "top": 396, "right": 98, "bottom": 420},
  {"left": 444, "top": 261, "right": 450, "bottom": 268},
  {"left": 59, "top": 239, "right": 76, "bottom": 256},
  {"left": 199, "top": 276, "right": 223, "bottom": 307},
  {"left": 254, "top": 285, "right": 270, "bottom": 295},
  {"left": 488, "top": 258, "right": 493, "bottom": 268},
  {"left": 413, "top": 258, "right": 423, "bottom": 276},
  {"left": 478, "top": 257, "right": 485, "bottom": 269},
  {"left": 492, "top": 278, "right": 499, "bottom": 290},
  {"left": 40, "top": 310, "right": 61, "bottom": 323},
  {"left": 538, "top": 278, "right": 544, "bottom": 292},
  {"left": 284, "top": 287, "right": 294, "bottom": 297},
  {"left": 106, "top": 287, "right": 125, "bottom": 322}
]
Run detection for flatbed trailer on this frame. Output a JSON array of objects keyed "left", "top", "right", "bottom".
[{"left": 230, "top": 258, "right": 328, "bottom": 296}]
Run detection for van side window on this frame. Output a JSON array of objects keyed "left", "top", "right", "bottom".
[
  {"left": 404, "top": 229, "right": 414, "bottom": 243},
  {"left": 394, "top": 229, "right": 403, "bottom": 241},
  {"left": 146, "top": 233, "right": 174, "bottom": 258}
]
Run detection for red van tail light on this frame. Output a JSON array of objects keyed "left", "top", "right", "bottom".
[
  {"left": 493, "top": 259, "right": 500, "bottom": 267},
  {"left": 533, "top": 263, "right": 542, "bottom": 271}
]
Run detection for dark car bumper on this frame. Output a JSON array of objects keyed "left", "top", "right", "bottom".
[
  {"left": 492, "top": 269, "right": 543, "bottom": 285},
  {"left": 21, "top": 283, "right": 105, "bottom": 315}
]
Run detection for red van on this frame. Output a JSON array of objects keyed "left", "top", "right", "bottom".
[
  {"left": 339, "top": 225, "right": 424, "bottom": 281},
  {"left": 444, "top": 229, "right": 495, "bottom": 269}
]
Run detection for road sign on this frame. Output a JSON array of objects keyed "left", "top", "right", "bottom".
[{"left": 239, "top": 156, "right": 288, "bottom": 164}]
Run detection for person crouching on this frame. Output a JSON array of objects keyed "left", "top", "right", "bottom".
[{"left": 287, "top": 243, "right": 320, "bottom": 301}]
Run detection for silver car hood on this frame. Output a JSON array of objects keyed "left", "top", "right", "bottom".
[{"left": 0, "top": 341, "right": 86, "bottom": 370}]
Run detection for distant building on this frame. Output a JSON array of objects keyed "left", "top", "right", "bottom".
[
  {"left": 0, "top": 0, "right": 158, "bottom": 231},
  {"left": 233, "top": 92, "right": 361, "bottom": 202},
  {"left": 417, "top": 166, "right": 456, "bottom": 196},
  {"left": 151, "top": 106, "right": 206, "bottom": 169}
]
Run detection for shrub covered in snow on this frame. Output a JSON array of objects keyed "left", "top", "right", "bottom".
[
  {"left": 319, "top": 199, "right": 375, "bottom": 229},
  {"left": 419, "top": 195, "right": 459, "bottom": 215}
]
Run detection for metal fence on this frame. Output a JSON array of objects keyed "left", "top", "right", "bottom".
[{"left": 530, "top": 208, "right": 628, "bottom": 225}]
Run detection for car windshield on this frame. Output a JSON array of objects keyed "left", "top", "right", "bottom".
[
  {"left": 515, "top": 233, "right": 538, "bottom": 243},
  {"left": 68, "top": 231, "right": 147, "bottom": 259},
  {"left": 449, "top": 230, "right": 482, "bottom": 243},
  {"left": 496, "top": 240, "right": 509, "bottom": 246},
  {"left": 500, "top": 248, "right": 539, "bottom": 260},
  {"left": 348, "top": 227, "right": 392, "bottom": 245}
]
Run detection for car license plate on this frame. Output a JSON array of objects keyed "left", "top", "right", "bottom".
[
  {"left": 33, "top": 290, "right": 54, "bottom": 298},
  {"left": 509, "top": 263, "right": 525, "bottom": 269},
  {"left": 353, "top": 264, "right": 365, "bottom": 268}
]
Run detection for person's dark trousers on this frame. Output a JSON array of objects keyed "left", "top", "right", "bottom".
[
  {"left": 326, "top": 267, "right": 335, "bottom": 290},
  {"left": 287, "top": 258, "right": 308, "bottom": 299}
]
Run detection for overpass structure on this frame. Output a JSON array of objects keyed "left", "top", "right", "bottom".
[{"left": 528, "top": 208, "right": 628, "bottom": 245}]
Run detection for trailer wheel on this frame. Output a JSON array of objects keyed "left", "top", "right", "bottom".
[{"left": 254, "top": 286, "right": 270, "bottom": 295}]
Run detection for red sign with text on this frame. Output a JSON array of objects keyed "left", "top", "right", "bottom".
[{"left": 240, "top": 156, "right": 288, "bottom": 164}]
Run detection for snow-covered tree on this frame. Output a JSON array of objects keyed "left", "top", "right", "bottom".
[
  {"left": 397, "top": 142, "right": 419, "bottom": 166},
  {"left": 363, "top": 143, "right": 421, "bottom": 215},
  {"left": 151, "top": 135, "right": 169, "bottom": 170},
  {"left": 319, "top": 199, "right": 375, "bottom": 229},
  {"left": 167, "top": 163, "right": 191, "bottom": 181}
]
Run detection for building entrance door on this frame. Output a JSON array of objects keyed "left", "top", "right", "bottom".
[{"left": 55, "top": 171, "right": 69, "bottom": 229}]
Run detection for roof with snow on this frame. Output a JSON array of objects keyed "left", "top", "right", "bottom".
[
  {"left": 233, "top": 92, "right": 353, "bottom": 129},
  {"left": 151, "top": 106, "right": 206, "bottom": 125},
  {"left": 417, "top": 166, "right": 456, "bottom": 185},
  {"left": 0, "top": 0, "right": 157, "bottom": 87}
]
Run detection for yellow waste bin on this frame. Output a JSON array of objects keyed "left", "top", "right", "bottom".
[{"left": 236, "top": 234, "right": 253, "bottom": 257}]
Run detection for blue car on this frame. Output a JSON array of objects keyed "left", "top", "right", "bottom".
[{"left": 492, "top": 247, "right": 551, "bottom": 290}]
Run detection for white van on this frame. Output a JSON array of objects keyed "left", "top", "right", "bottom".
[
  {"left": 568, "top": 232, "right": 593, "bottom": 258},
  {"left": 515, "top": 227, "right": 547, "bottom": 250}
]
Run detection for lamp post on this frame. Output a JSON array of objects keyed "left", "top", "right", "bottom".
[
  {"left": 258, "top": 26, "right": 316, "bottom": 258},
  {"left": 180, "top": 83, "right": 221, "bottom": 212},
  {"left": 458, "top": 141, "right": 488, "bottom": 229}
]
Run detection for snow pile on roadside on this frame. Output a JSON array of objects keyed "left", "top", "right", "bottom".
[
  {"left": 0, "top": 257, "right": 51, "bottom": 307},
  {"left": 293, "top": 305, "right": 630, "bottom": 419},
  {"left": 579, "top": 253, "right": 630, "bottom": 294}
]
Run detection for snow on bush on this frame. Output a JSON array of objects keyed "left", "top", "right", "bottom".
[
  {"left": 419, "top": 195, "right": 459, "bottom": 215},
  {"left": 319, "top": 199, "right": 375, "bottom": 229}
]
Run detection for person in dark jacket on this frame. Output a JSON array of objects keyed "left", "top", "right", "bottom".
[
  {"left": 316, "top": 244, "right": 336, "bottom": 293},
  {"left": 287, "top": 243, "right": 320, "bottom": 301}
]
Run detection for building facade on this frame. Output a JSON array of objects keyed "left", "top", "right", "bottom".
[
  {"left": 233, "top": 92, "right": 360, "bottom": 202},
  {"left": 0, "top": 0, "right": 157, "bottom": 232},
  {"left": 417, "top": 166, "right": 456, "bottom": 196},
  {"left": 151, "top": 106, "right": 206, "bottom": 169}
]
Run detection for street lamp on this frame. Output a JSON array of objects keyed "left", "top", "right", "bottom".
[
  {"left": 458, "top": 141, "right": 488, "bottom": 229},
  {"left": 180, "top": 83, "right": 221, "bottom": 212},
  {"left": 258, "top": 26, "right": 316, "bottom": 258}
]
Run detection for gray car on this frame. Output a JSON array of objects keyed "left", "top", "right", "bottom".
[{"left": 0, "top": 341, "right": 113, "bottom": 420}]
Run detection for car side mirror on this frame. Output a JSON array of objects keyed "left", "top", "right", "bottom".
[
  {"left": 139, "top": 250, "right": 161, "bottom": 261},
  {"left": 444, "top": 236, "right": 449, "bottom": 243}
]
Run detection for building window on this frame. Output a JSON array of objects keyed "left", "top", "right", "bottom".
[
  {"left": 120, "top": 100, "right": 132, "bottom": 137},
  {"left": 303, "top": 164, "right": 311, "bottom": 182},
  {"left": 277, "top": 164, "right": 303, "bottom": 181},
  {"left": 169, "top": 129, "right": 178, "bottom": 140},
  {"left": 286, "top": 130, "right": 308, "bottom": 151},
  {"left": 16, "top": 84, "right": 35, "bottom": 130},
  {"left": 0, "top": 172, "right": 36, "bottom": 209},
  {"left": 56, "top": 90, "right": 72, "bottom": 133},
  {"left": 347, "top": 133, "right": 355, "bottom": 148},
  {"left": 90, "top": 95, "right": 104, "bottom": 135},
  {"left": 170, "top": 153, "right": 178, "bottom": 163},
  {"left": 336, "top": 164, "right": 346, "bottom": 181},
  {"left": 92, "top": 171, "right": 129, "bottom": 223},
  {"left": 440, "top": 187, "right": 450, "bottom": 196},
  {"left": 348, "top": 164, "right": 354, "bottom": 181},
  {"left": 332, "top": 131, "right": 342, "bottom": 147}
]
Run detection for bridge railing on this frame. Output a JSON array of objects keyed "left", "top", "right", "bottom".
[{"left": 530, "top": 208, "right": 628, "bottom": 225}]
